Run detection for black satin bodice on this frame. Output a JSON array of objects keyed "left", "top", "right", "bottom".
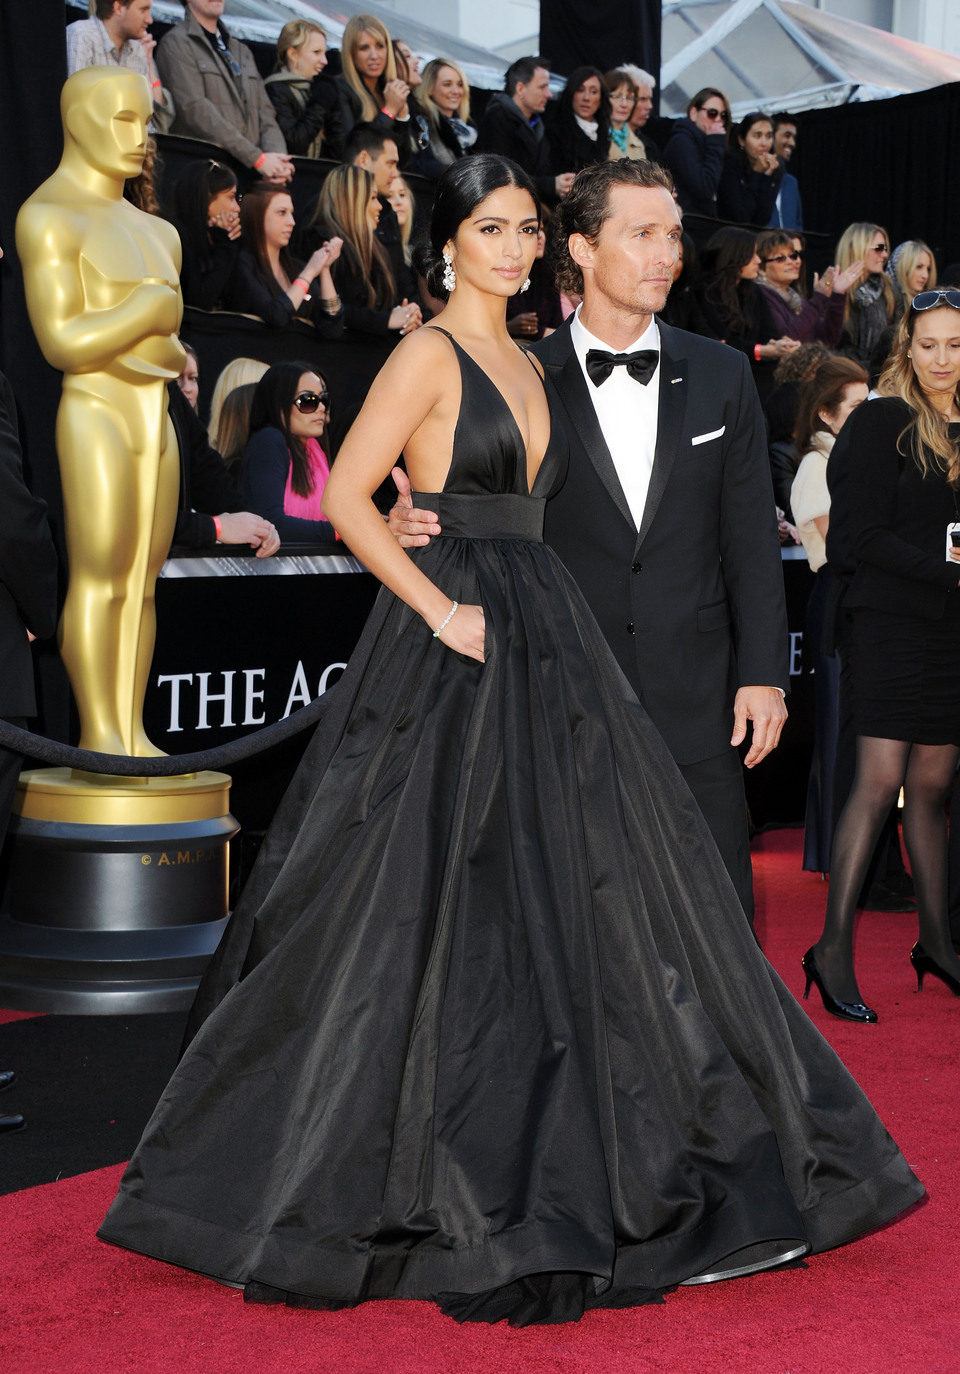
[{"left": 411, "top": 327, "right": 567, "bottom": 541}]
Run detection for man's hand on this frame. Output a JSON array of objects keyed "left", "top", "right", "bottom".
[
  {"left": 256, "top": 152, "right": 294, "bottom": 183},
  {"left": 731, "top": 685, "right": 787, "bottom": 768},
  {"left": 555, "top": 172, "right": 575, "bottom": 198},
  {"left": 218, "top": 511, "right": 280, "bottom": 557},
  {"left": 385, "top": 466, "right": 440, "bottom": 548}
]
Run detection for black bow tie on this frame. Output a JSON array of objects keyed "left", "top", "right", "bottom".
[{"left": 585, "top": 347, "right": 659, "bottom": 387}]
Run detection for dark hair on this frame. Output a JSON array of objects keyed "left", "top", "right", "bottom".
[
  {"left": 756, "top": 228, "right": 795, "bottom": 263},
  {"left": 392, "top": 39, "right": 413, "bottom": 85},
  {"left": 213, "top": 382, "right": 258, "bottom": 467},
  {"left": 688, "top": 86, "right": 728, "bottom": 116},
  {"left": 248, "top": 361, "right": 327, "bottom": 499},
  {"left": 794, "top": 356, "right": 868, "bottom": 455},
  {"left": 701, "top": 226, "right": 758, "bottom": 335},
  {"left": 167, "top": 159, "right": 238, "bottom": 268},
  {"left": 240, "top": 183, "right": 299, "bottom": 289},
  {"left": 552, "top": 159, "right": 675, "bottom": 297},
  {"left": 733, "top": 111, "right": 772, "bottom": 148},
  {"left": 603, "top": 68, "right": 639, "bottom": 100},
  {"left": 344, "top": 122, "right": 394, "bottom": 164},
  {"left": 504, "top": 56, "right": 549, "bottom": 96},
  {"left": 412, "top": 154, "right": 541, "bottom": 301},
  {"left": 553, "top": 66, "right": 611, "bottom": 148},
  {"left": 95, "top": 0, "right": 132, "bottom": 15},
  {"left": 771, "top": 111, "right": 797, "bottom": 131}
]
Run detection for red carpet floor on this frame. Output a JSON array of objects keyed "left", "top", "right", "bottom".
[{"left": 2, "top": 829, "right": 959, "bottom": 1373}]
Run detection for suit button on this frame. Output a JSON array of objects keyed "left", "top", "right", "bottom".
[
  {"left": 632, "top": 561, "right": 642, "bottom": 573},
  {"left": 626, "top": 622, "right": 635, "bottom": 635}
]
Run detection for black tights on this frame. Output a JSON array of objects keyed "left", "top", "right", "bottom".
[{"left": 814, "top": 735, "right": 960, "bottom": 1004}]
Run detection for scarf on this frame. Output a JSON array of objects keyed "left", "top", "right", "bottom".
[{"left": 850, "top": 274, "right": 889, "bottom": 359}]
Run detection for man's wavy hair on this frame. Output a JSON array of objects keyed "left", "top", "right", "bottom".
[{"left": 552, "top": 159, "right": 675, "bottom": 298}]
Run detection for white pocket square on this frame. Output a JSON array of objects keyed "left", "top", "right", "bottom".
[{"left": 691, "top": 426, "right": 726, "bottom": 446}]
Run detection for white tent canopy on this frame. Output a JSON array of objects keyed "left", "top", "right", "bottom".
[
  {"left": 66, "top": 0, "right": 511, "bottom": 91},
  {"left": 661, "top": 0, "right": 960, "bottom": 115}
]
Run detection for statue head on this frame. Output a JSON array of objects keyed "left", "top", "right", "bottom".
[{"left": 60, "top": 68, "right": 152, "bottom": 183}]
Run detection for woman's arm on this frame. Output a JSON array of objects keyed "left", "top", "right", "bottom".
[{"left": 320, "top": 329, "right": 485, "bottom": 659}]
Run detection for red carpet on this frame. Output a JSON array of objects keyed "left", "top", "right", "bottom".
[{"left": 2, "top": 830, "right": 959, "bottom": 1373}]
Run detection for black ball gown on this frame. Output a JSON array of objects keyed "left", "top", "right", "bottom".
[{"left": 99, "top": 330, "right": 923, "bottom": 1325}]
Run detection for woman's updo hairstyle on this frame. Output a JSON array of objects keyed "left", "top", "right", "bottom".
[{"left": 412, "top": 153, "right": 541, "bottom": 302}]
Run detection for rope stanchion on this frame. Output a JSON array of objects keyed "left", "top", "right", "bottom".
[{"left": 0, "top": 695, "right": 331, "bottom": 777}]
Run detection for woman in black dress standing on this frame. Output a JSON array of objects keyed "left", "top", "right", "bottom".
[{"left": 804, "top": 289, "right": 960, "bottom": 1020}]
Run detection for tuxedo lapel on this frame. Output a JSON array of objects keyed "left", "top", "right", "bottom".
[
  {"left": 637, "top": 324, "right": 688, "bottom": 548},
  {"left": 539, "top": 327, "right": 635, "bottom": 531}
]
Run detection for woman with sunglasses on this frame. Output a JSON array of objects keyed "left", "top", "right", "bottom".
[
  {"left": 835, "top": 222, "right": 896, "bottom": 368},
  {"left": 717, "top": 113, "right": 782, "bottom": 226},
  {"left": 804, "top": 288, "right": 960, "bottom": 1021},
  {"left": 240, "top": 362, "right": 336, "bottom": 543},
  {"left": 664, "top": 87, "right": 730, "bottom": 216},
  {"left": 224, "top": 184, "right": 344, "bottom": 337},
  {"left": 757, "top": 228, "right": 860, "bottom": 346},
  {"left": 411, "top": 58, "right": 477, "bottom": 180}
]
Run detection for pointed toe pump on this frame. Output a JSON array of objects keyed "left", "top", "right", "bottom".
[{"left": 801, "top": 947, "right": 878, "bottom": 1024}]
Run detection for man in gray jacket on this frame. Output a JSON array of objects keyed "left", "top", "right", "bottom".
[{"left": 157, "top": 0, "right": 292, "bottom": 180}]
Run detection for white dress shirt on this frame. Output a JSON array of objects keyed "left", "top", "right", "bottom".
[{"left": 570, "top": 307, "right": 660, "bottom": 529}]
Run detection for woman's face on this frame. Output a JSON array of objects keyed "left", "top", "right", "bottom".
[
  {"left": 608, "top": 83, "right": 635, "bottom": 129},
  {"left": 208, "top": 184, "right": 239, "bottom": 219},
  {"left": 288, "top": 371, "right": 328, "bottom": 440},
  {"left": 739, "top": 247, "right": 761, "bottom": 281},
  {"left": 821, "top": 381, "right": 868, "bottom": 436},
  {"left": 354, "top": 30, "right": 387, "bottom": 83},
  {"left": 395, "top": 41, "right": 420, "bottom": 86},
  {"left": 388, "top": 180, "right": 411, "bottom": 228},
  {"left": 445, "top": 184, "right": 539, "bottom": 299},
  {"left": 572, "top": 76, "right": 602, "bottom": 121},
  {"left": 907, "top": 252, "right": 933, "bottom": 295},
  {"left": 432, "top": 65, "right": 464, "bottom": 116},
  {"left": 287, "top": 31, "right": 326, "bottom": 79},
  {"left": 263, "top": 193, "right": 295, "bottom": 251},
  {"left": 740, "top": 119, "right": 773, "bottom": 163},
  {"left": 366, "top": 185, "right": 382, "bottom": 228},
  {"left": 763, "top": 241, "right": 801, "bottom": 287},
  {"left": 177, "top": 354, "right": 199, "bottom": 409},
  {"left": 909, "top": 305, "right": 960, "bottom": 403},
  {"left": 864, "top": 231, "right": 889, "bottom": 276}
]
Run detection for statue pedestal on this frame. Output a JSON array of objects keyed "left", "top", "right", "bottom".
[{"left": 0, "top": 768, "right": 237, "bottom": 1014}]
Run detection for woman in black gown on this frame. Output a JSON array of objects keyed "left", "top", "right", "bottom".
[{"left": 99, "top": 156, "right": 923, "bottom": 1325}]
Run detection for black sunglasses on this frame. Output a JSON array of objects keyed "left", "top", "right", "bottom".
[
  {"left": 701, "top": 105, "right": 729, "bottom": 124},
  {"left": 294, "top": 390, "right": 329, "bottom": 413},
  {"left": 912, "top": 289, "right": 960, "bottom": 312},
  {"left": 762, "top": 251, "right": 802, "bottom": 264}
]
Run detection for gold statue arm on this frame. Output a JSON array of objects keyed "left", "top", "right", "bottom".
[{"left": 16, "top": 208, "right": 182, "bottom": 375}]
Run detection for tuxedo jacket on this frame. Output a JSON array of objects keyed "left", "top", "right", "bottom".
[
  {"left": 0, "top": 373, "right": 58, "bottom": 717},
  {"left": 534, "top": 319, "right": 788, "bottom": 766}
]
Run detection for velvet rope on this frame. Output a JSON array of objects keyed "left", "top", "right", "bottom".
[{"left": 0, "top": 696, "right": 330, "bottom": 777}]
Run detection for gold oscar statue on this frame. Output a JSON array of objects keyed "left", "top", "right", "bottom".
[
  {"left": 1, "top": 69, "right": 236, "bottom": 1011},
  {"left": 17, "top": 66, "right": 184, "bottom": 757}
]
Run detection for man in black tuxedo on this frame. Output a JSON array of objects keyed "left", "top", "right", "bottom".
[{"left": 393, "top": 159, "right": 788, "bottom": 920}]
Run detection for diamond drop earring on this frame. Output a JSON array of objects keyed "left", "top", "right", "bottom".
[
  {"left": 520, "top": 277, "right": 531, "bottom": 293},
  {"left": 442, "top": 251, "right": 456, "bottom": 293}
]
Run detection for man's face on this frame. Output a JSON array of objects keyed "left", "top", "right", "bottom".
[
  {"left": 573, "top": 185, "right": 681, "bottom": 319},
  {"left": 369, "top": 140, "right": 399, "bottom": 195},
  {"left": 187, "top": 0, "right": 225, "bottom": 28},
  {"left": 773, "top": 122, "right": 797, "bottom": 161},
  {"left": 630, "top": 82, "right": 653, "bottom": 129},
  {"left": 514, "top": 67, "right": 551, "bottom": 118},
  {"left": 117, "top": 0, "right": 152, "bottom": 40}
]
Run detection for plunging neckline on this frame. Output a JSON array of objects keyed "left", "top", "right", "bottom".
[{"left": 427, "top": 327, "right": 552, "bottom": 496}]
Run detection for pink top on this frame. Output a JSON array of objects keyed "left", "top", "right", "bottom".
[{"left": 283, "top": 437, "right": 330, "bottom": 519}]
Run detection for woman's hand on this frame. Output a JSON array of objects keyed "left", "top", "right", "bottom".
[
  {"left": 434, "top": 602, "right": 486, "bottom": 662},
  {"left": 382, "top": 78, "right": 409, "bottom": 117},
  {"left": 321, "top": 236, "right": 344, "bottom": 267},
  {"left": 830, "top": 259, "right": 864, "bottom": 295},
  {"left": 753, "top": 150, "right": 780, "bottom": 176},
  {"left": 208, "top": 208, "right": 241, "bottom": 240},
  {"left": 508, "top": 311, "right": 539, "bottom": 339},
  {"left": 388, "top": 298, "right": 422, "bottom": 335}
]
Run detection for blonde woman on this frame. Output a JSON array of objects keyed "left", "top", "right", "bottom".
[
  {"left": 804, "top": 288, "right": 960, "bottom": 1021},
  {"left": 207, "top": 358, "right": 269, "bottom": 450},
  {"left": 265, "top": 19, "right": 340, "bottom": 160},
  {"left": 413, "top": 57, "right": 476, "bottom": 178},
  {"left": 387, "top": 175, "right": 415, "bottom": 265},
  {"left": 305, "top": 165, "right": 420, "bottom": 339},
  {"left": 835, "top": 222, "right": 896, "bottom": 368},
  {"left": 886, "top": 239, "right": 937, "bottom": 313},
  {"left": 334, "top": 14, "right": 409, "bottom": 145}
]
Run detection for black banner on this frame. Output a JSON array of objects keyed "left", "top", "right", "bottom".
[{"left": 539, "top": 0, "right": 661, "bottom": 85}]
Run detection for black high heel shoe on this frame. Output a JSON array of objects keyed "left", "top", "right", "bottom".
[
  {"left": 910, "top": 943, "right": 960, "bottom": 996},
  {"left": 801, "top": 947, "right": 878, "bottom": 1023}
]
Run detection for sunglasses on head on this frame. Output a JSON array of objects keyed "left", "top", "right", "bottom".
[
  {"left": 701, "top": 105, "right": 728, "bottom": 124},
  {"left": 294, "top": 390, "right": 329, "bottom": 413},
  {"left": 763, "top": 251, "right": 802, "bottom": 264},
  {"left": 912, "top": 289, "right": 960, "bottom": 312}
]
